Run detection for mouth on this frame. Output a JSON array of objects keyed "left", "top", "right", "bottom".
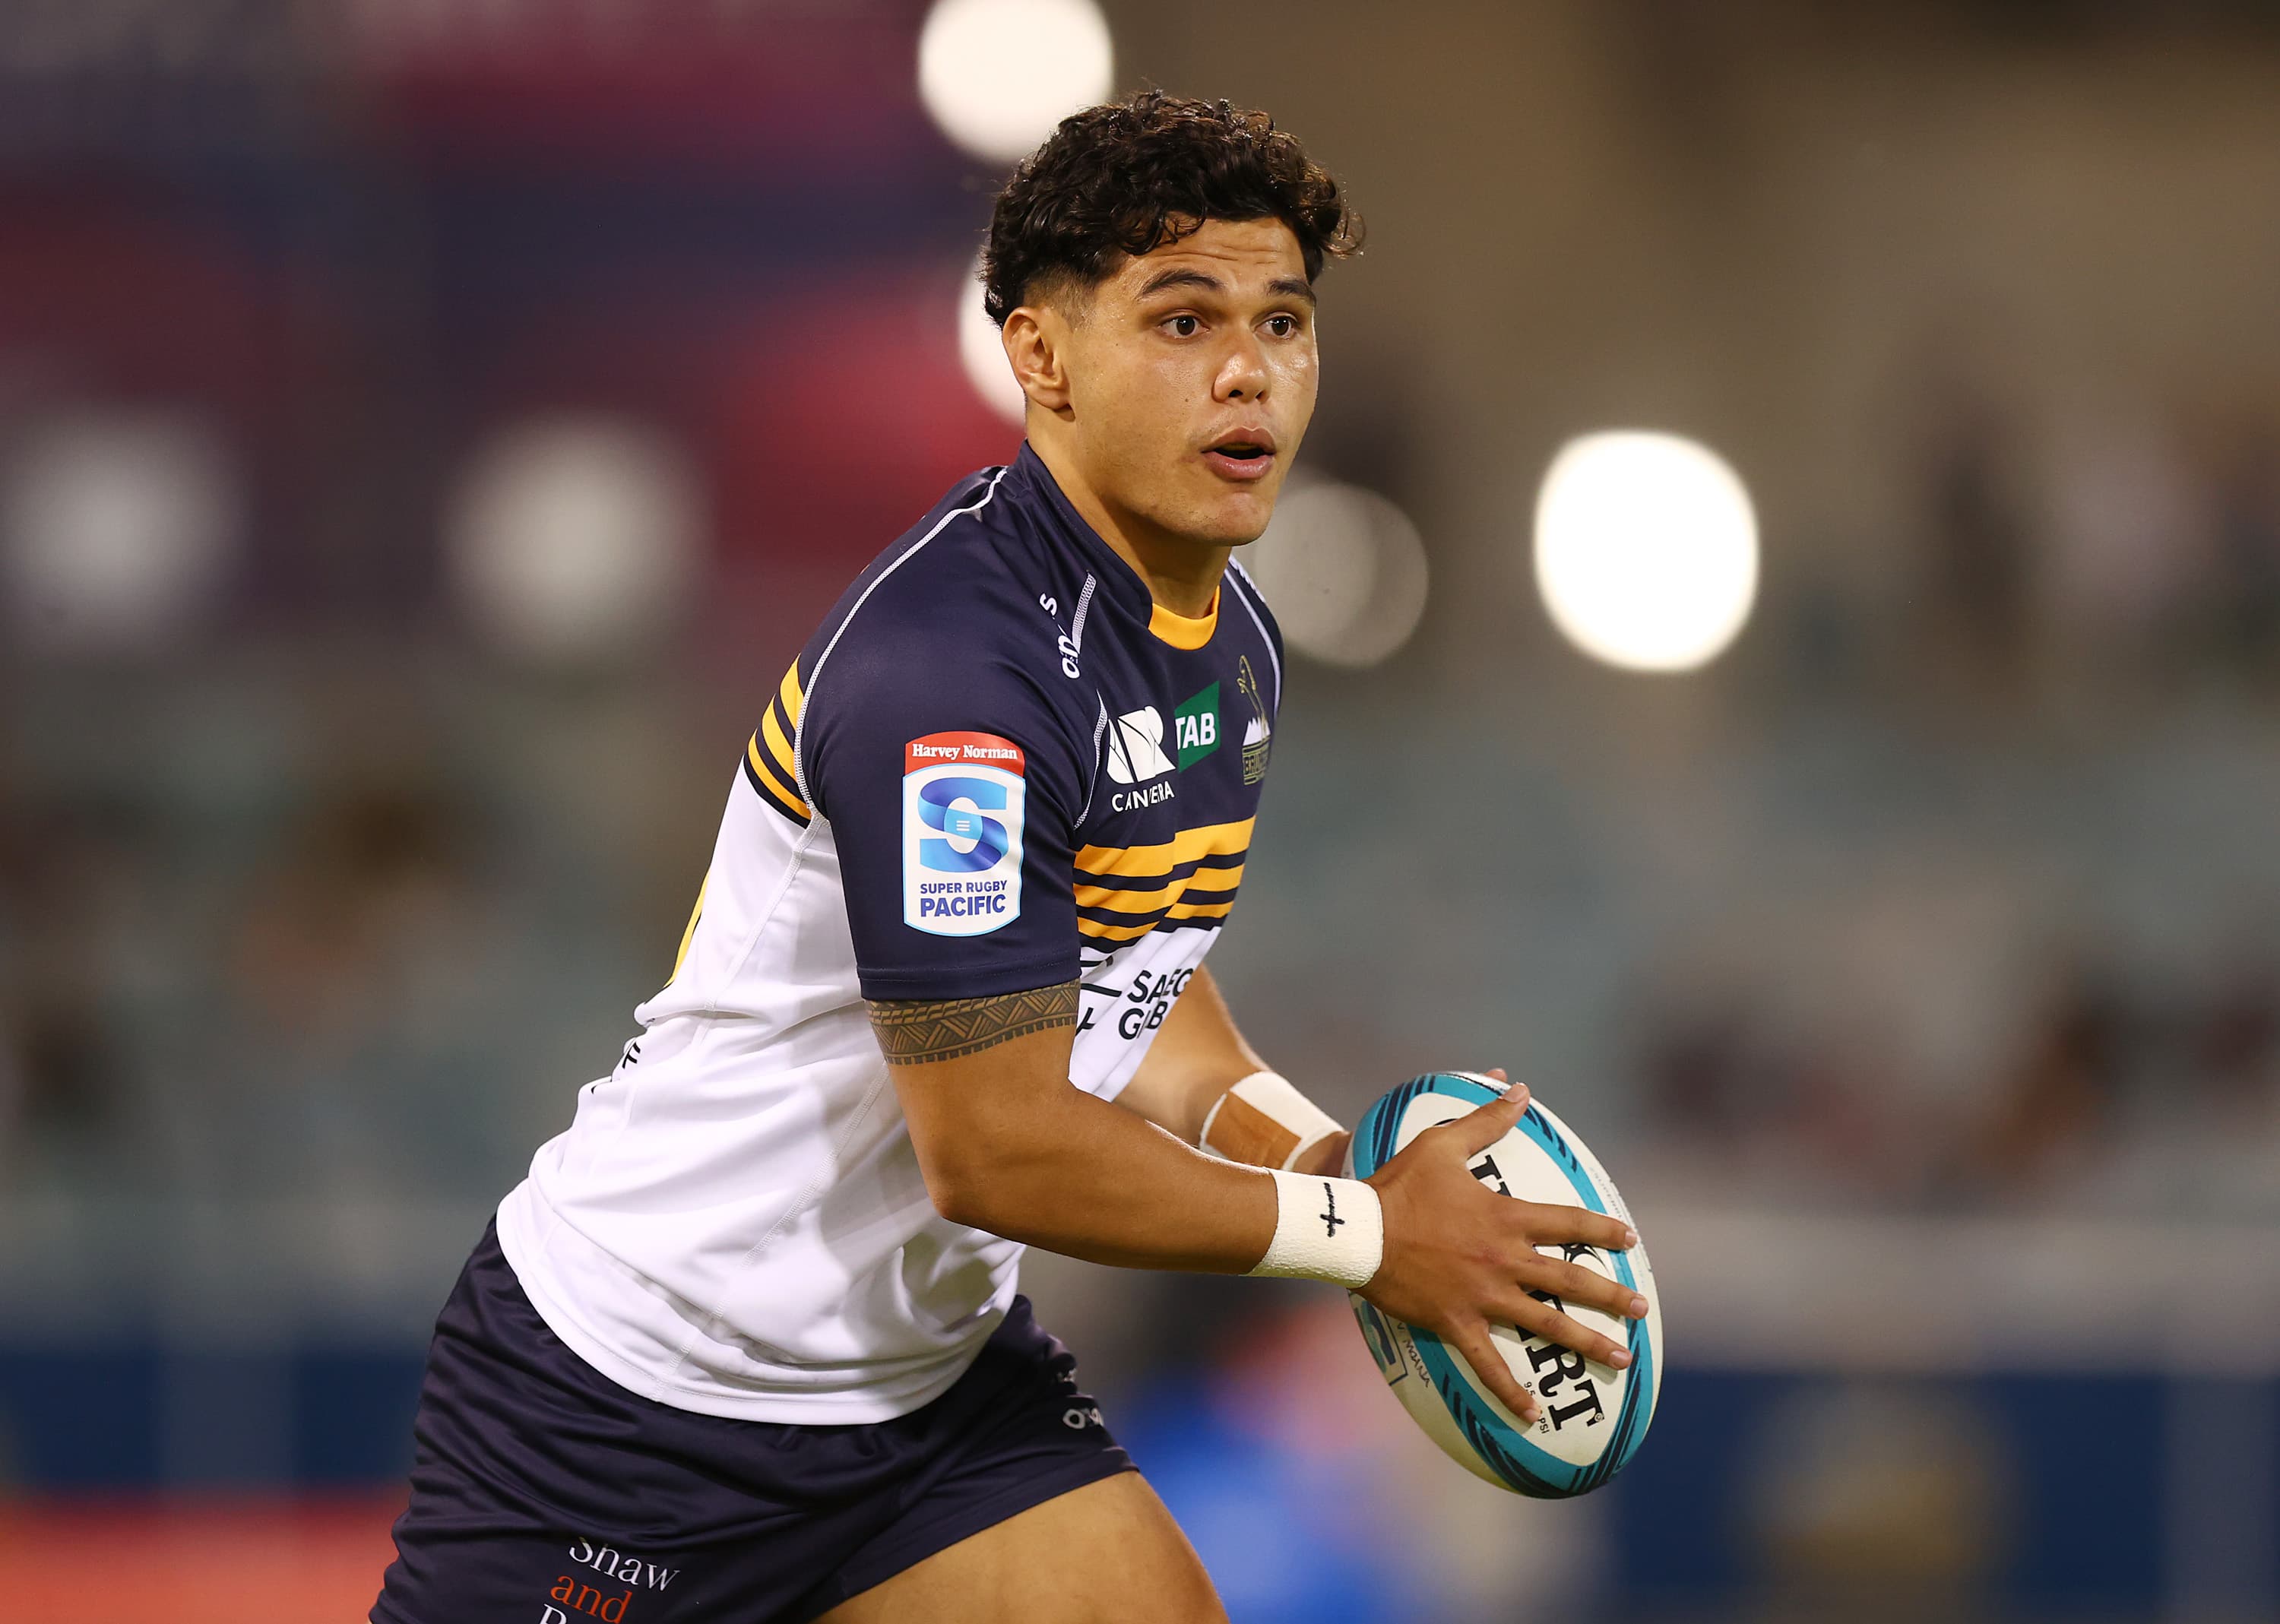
[{"left": 1201, "top": 432, "right": 1278, "bottom": 483}]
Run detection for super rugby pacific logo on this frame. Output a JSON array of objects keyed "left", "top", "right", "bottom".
[
  {"left": 903, "top": 733, "right": 1027, "bottom": 938},
  {"left": 916, "top": 777, "right": 1010, "bottom": 872}
]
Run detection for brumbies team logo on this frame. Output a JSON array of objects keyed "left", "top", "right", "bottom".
[
  {"left": 1237, "top": 655, "right": 1271, "bottom": 785},
  {"left": 903, "top": 732, "right": 1026, "bottom": 936}
]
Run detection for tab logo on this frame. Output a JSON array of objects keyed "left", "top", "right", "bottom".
[
  {"left": 904, "top": 733, "right": 1025, "bottom": 936},
  {"left": 1173, "top": 682, "right": 1219, "bottom": 771}
]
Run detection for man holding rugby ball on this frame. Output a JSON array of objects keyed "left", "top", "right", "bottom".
[{"left": 375, "top": 91, "right": 1645, "bottom": 1624}]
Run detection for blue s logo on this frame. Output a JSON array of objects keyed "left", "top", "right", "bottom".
[{"left": 917, "top": 776, "right": 1011, "bottom": 872}]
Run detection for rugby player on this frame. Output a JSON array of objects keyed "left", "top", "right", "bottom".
[{"left": 374, "top": 92, "right": 1645, "bottom": 1624}]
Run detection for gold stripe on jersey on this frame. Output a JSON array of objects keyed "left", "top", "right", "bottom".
[
  {"left": 1073, "top": 865, "right": 1246, "bottom": 914},
  {"left": 1075, "top": 914, "right": 1156, "bottom": 942},
  {"left": 746, "top": 733, "right": 812, "bottom": 820},
  {"left": 778, "top": 660, "right": 805, "bottom": 725},
  {"left": 1073, "top": 819, "right": 1250, "bottom": 942},
  {"left": 1166, "top": 898, "right": 1237, "bottom": 920},
  {"left": 1074, "top": 896, "right": 1237, "bottom": 942},
  {"left": 759, "top": 702, "right": 800, "bottom": 788},
  {"left": 1073, "top": 817, "right": 1254, "bottom": 881}
]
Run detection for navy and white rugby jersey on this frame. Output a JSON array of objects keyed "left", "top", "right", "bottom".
[{"left": 496, "top": 445, "right": 1283, "bottom": 1423}]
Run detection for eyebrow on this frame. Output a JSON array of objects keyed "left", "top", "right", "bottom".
[{"left": 1132, "top": 267, "right": 1317, "bottom": 307}]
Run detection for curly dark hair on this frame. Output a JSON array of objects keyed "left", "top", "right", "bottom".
[{"left": 981, "top": 90, "right": 1360, "bottom": 327}]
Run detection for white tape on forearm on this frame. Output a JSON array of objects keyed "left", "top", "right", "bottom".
[
  {"left": 1247, "top": 1169, "right": 1383, "bottom": 1290},
  {"left": 1199, "top": 1070, "right": 1344, "bottom": 1170}
]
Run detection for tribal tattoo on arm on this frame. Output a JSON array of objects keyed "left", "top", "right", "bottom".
[{"left": 866, "top": 980, "right": 1079, "bottom": 1065}]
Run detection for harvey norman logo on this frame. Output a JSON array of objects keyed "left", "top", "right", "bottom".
[{"left": 908, "top": 738, "right": 1023, "bottom": 765}]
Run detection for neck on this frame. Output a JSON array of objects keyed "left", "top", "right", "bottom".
[{"left": 1031, "top": 436, "right": 1228, "bottom": 619}]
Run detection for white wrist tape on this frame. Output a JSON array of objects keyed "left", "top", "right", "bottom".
[
  {"left": 1199, "top": 1070, "right": 1344, "bottom": 1170},
  {"left": 1248, "top": 1169, "right": 1384, "bottom": 1290}
]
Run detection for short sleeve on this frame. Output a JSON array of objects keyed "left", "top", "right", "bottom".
[{"left": 803, "top": 635, "right": 1088, "bottom": 1002}]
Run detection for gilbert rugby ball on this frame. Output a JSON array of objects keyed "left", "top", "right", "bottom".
[{"left": 1346, "top": 1072, "right": 1661, "bottom": 1498}]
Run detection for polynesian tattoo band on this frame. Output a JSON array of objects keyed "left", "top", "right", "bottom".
[{"left": 867, "top": 980, "right": 1078, "bottom": 1065}]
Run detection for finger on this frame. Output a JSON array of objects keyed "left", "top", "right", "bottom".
[
  {"left": 1513, "top": 1254, "right": 1648, "bottom": 1322},
  {"left": 1518, "top": 1200, "right": 1637, "bottom": 1252},
  {"left": 1507, "top": 1293, "right": 1634, "bottom": 1370},
  {"left": 1484, "top": 1068, "right": 1509, "bottom": 1083},
  {"left": 1444, "top": 1087, "right": 1530, "bottom": 1157},
  {"left": 1449, "top": 1320, "right": 1540, "bottom": 1425}
]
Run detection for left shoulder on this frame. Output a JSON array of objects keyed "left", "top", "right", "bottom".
[{"left": 1220, "top": 556, "right": 1283, "bottom": 711}]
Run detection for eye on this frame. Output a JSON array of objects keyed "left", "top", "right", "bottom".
[
  {"left": 1265, "top": 315, "right": 1300, "bottom": 338},
  {"left": 1163, "top": 315, "right": 1201, "bottom": 337}
]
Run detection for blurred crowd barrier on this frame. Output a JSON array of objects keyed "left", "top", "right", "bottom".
[{"left": 5, "top": 2, "right": 2280, "bottom": 1619}]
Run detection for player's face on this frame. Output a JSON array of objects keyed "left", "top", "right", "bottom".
[{"left": 1058, "top": 217, "right": 1319, "bottom": 548}]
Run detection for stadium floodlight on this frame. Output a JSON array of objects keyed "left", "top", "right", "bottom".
[
  {"left": 918, "top": 0, "right": 1114, "bottom": 164},
  {"left": 0, "top": 407, "right": 240, "bottom": 654},
  {"left": 447, "top": 415, "right": 704, "bottom": 665},
  {"left": 956, "top": 255, "right": 1028, "bottom": 424},
  {"left": 1240, "top": 480, "right": 1430, "bottom": 668},
  {"left": 1532, "top": 430, "right": 1758, "bottom": 673}
]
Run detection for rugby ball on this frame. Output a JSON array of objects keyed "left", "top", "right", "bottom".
[{"left": 1345, "top": 1072, "right": 1661, "bottom": 1498}]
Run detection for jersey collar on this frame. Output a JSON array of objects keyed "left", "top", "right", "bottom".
[
  {"left": 1014, "top": 443, "right": 1220, "bottom": 651},
  {"left": 1148, "top": 594, "right": 1218, "bottom": 649}
]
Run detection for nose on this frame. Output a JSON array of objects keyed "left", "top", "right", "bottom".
[{"left": 1213, "top": 335, "right": 1268, "bottom": 404}]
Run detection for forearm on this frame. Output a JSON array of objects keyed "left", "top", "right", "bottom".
[
  {"left": 920, "top": 1077, "right": 1282, "bottom": 1272},
  {"left": 873, "top": 978, "right": 1356, "bottom": 1275},
  {"left": 1112, "top": 963, "right": 1266, "bottom": 1144},
  {"left": 1116, "top": 965, "right": 1347, "bottom": 1173},
  {"left": 875, "top": 985, "right": 1636, "bottom": 1408}
]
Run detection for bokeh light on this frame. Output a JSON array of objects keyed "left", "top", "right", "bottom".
[
  {"left": 0, "top": 407, "right": 242, "bottom": 654},
  {"left": 1531, "top": 430, "right": 1758, "bottom": 673},
  {"left": 917, "top": 0, "right": 1114, "bottom": 164},
  {"left": 446, "top": 416, "right": 704, "bottom": 665},
  {"left": 1242, "top": 480, "right": 1430, "bottom": 668},
  {"left": 957, "top": 255, "right": 1028, "bottom": 424}
]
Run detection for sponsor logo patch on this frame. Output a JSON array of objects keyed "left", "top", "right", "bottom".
[
  {"left": 904, "top": 732, "right": 1025, "bottom": 936},
  {"left": 1104, "top": 706, "right": 1174, "bottom": 785},
  {"left": 1237, "top": 655, "right": 1271, "bottom": 785},
  {"left": 1173, "top": 682, "right": 1220, "bottom": 770},
  {"left": 1104, "top": 705, "right": 1178, "bottom": 812}
]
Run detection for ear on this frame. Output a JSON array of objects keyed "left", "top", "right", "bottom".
[{"left": 1002, "top": 305, "right": 1073, "bottom": 416}]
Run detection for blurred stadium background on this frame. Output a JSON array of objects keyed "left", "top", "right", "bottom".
[{"left": 3, "top": 1, "right": 2278, "bottom": 1619}]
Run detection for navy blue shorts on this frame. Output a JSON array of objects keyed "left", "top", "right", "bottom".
[{"left": 372, "top": 1224, "right": 1132, "bottom": 1623}]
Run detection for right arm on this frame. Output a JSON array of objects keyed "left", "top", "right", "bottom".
[
  {"left": 874, "top": 979, "right": 1277, "bottom": 1273},
  {"left": 803, "top": 610, "right": 1637, "bottom": 1422},
  {"left": 872, "top": 981, "right": 1644, "bottom": 1421}
]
